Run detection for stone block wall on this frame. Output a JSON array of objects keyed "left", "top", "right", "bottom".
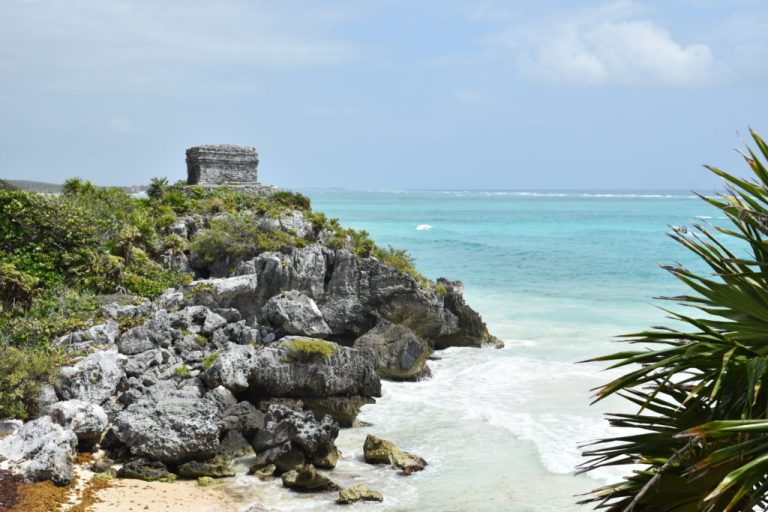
[{"left": 186, "top": 145, "right": 259, "bottom": 185}]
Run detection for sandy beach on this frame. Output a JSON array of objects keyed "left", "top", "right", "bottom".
[{"left": 87, "top": 479, "right": 237, "bottom": 512}]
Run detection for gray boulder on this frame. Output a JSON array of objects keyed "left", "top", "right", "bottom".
[
  {"left": 117, "top": 312, "right": 175, "bottom": 355},
  {"left": 281, "top": 464, "right": 339, "bottom": 492},
  {"left": 53, "top": 320, "right": 119, "bottom": 350},
  {"left": 0, "top": 420, "right": 22, "bottom": 438},
  {"left": 353, "top": 320, "right": 432, "bottom": 380},
  {"left": 204, "top": 340, "right": 381, "bottom": 400},
  {"left": 36, "top": 384, "right": 59, "bottom": 416},
  {"left": 188, "top": 275, "right": 259, "bottom": 317},
  {"left": 203, "top": 344, "right": 258, "bottom": 393},
  {"left": 56, "top": 350, "right": 125, "bottom": 405},
  {"left": 253, "top": 405, "right": 339, "bottom": 470},
  {"left": 49, "top": 400, "right": 108, "bottom": 445},
  {"left": 112, "top": 384, "right": 223, "bottom": 463},
  {"left": 99, "top": 300, "right": 153, "bottom": 320},
  {"left": 262, "top": 291, "right": 331, "bottom": 337},
  {"left": 0, "top": 416, "right": 77, "bottom": 485}
]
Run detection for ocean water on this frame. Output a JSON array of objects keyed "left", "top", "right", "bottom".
[{"left": 225, "top": 190, "right": 723, "bottom": 511}]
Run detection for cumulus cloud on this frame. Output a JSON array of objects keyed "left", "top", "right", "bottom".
[{"left": 491, "top": 3, "right": 718, "bottom": 86}]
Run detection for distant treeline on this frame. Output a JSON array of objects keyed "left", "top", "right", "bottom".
[{"left": 0, "top": 179, "right": 148, "bottom": 194}]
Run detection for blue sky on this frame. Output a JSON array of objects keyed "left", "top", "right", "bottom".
[{"left": 0, "top": 0, "right": 766, "bottom": 190}]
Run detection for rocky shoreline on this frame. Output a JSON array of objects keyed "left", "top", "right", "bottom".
[{"left": 0, "top": 200, "right": 499, "bottom": 508}]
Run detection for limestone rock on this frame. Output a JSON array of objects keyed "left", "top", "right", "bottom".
[
  {"left": 203, "top": 344, "right": 258, "bottom": 393},
  {"left": 337, "top": 484, "right": 384, "bottom": 505},
  {"left": 188, "top": 275, "right": 259, "bottom": 317},
  {"left": 35, "top": 384, "right": 59, "bottom": 417},
  {"left": 56, "top": 350, "right": 125, "bottom": 406},
  {"left": 302, "top": 396, "right": 375, "bottom": 428},
  {"left": 117, "top": 459, "right": 176, "bottom": 482},
  {"left": 204, "top": 341, "right": 381, "bottom": 401},
  {"left": 363, "top": 434, "right": 427, "bottom": 475},
  {"left": 177, "top": 457, "right": 235, "bottom": 479},
  {"left": 113, "top": 384, "right": 223, "bottom": 463},
  {"left": 221, "top": 401, "right": 264, "bottom": 439},
  {"left": 0, "top": 417, "right": 77, "bottom": 485},
  {"left": 354, "top": 320, "right": 432, "bottom": 380},
  {"left": 117, "top": 313, "right": 175, "bottom": 355},
  {"left": 0, "top": 420, "right": 22, "bottom": 439},
  {"left": 48, "top": 400, "right": 108, "bottom": 445},
  {"left": 53, "top": 321, "right": 119, "bottom": 350},
  {"left": 262, "top": 291, "right": 331, "bottom": 337},
  {"left": 250, "top": 463, "right": 276, "bottom": 481},
  {"left": 281, "top": 464, "right": 339, "bottom": 492},
  {"left": 252, "top": 404, "right": 339, "bottom": 470},
  {"left": 433, "top": 278, "right": 502, "bottom": 349}
]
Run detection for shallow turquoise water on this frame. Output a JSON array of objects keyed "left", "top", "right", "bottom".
[{"left": 240, "top": 190, "right": 725, "bottom": 511}]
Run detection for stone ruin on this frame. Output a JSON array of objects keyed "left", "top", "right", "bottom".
[{"left": 186, "top": 144, "right": 259, "bottom": 186}]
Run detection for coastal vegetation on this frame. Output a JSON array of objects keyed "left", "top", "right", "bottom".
[{"left": 582, "top": 130, "right": 768, "bottom": 511}]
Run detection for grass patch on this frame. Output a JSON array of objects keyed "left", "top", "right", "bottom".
[
  {"left": 174, "top": 365, "right": 191, "bottom": 378},
  {"left": 202, "top": 350, "right": 223, "bottom": 370},
  {"left": 282, "top": 338, "right": 336, "bottom": 363}
]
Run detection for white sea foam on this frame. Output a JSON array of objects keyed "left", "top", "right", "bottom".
[
  {"left": 430, "top": 190, "right": 697, "bottom": 199},
  {"left": 416, "top": 224, "right": 433, "bottom": 231}
]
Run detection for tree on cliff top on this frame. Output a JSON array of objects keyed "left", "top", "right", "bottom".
[{"left": 582, "top": 130, "right": 768, "bottom": 511}]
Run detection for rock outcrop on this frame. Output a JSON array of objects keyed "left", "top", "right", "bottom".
[
  {"left": 281, "top": 464, "right": 339, "bottom": 492},
  {"left": 337, "top": 484, "right": 384, "bottom": 504},
  {"left": 112, "top": 384, "right": 223, "bottom": 463},
  {"left": 49, "top": 400, "right": 108, "bottom": 447},
  {"left": 189, "top": 241, "right": 498, "bottom": 349},
  {"left": 0, "top": 417, "right": 77, "bottom": 485},
  {"left": 354, "top": 320, "right": 432, "bottom": 380},
  {"left": 363, "top": 434, "right": 427, "bottom": 475},
  {"left": 0, "top": 191, "right": 498, "bottom": 505},
  {"left": 252, "top": 404, "right": 340, "bottom": 471}
]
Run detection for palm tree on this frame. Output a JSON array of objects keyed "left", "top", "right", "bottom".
[
  {"left": 147, "top": 177, "right": 168, "bottom": 200},
  {"left": 581, "top": 129, "right": 768, "bottom": 511}
]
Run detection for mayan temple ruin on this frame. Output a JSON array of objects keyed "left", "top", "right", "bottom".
[{"left": 185, "top": 144, "right": 259, "bottom": 185}]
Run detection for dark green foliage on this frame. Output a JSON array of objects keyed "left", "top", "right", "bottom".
[
  {"left": 582, "top": 130, "right": 768, "bottom": 511},
  {"left": 0, "top": 286, "right": 99, "bottom": 347},
  {"left": 0, "top": 262, "right": 39, "bottom": 312},
  {"left": 0, "top": 184, "right": 187, "bottom": 299},
  {"left": 190, "top": 214, "right": 306, "bottom": 265},
  {"left": 0, "top": 345, "right": 64, "bottom": 419}
]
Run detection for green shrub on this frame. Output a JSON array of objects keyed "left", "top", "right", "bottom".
[
  {"left": 190, "top": 215, "right": 303, "bottom": 265},
  {"left": 202, "top": 350, "right": 222, "bottom": 370},
  {"left": 0, "top": 262, "right": 40, "bottom": 312},
  {"left": 0, "top": 345, "right": 64, "bottom": 419},
  {"left": 374, "top": 246, "right": 427, "bottom": 286},
  {"left": 282, "top": 338, "right": 336, "bottom": 363},
  {"left": 174, "top": 365, "right": 190, "bottom": 378},
  {"left": 434, "top": 284, "right": 447, "bottom": 296},
  {"left": 0, "top": 287, "right": 100, "bottom": 347}
]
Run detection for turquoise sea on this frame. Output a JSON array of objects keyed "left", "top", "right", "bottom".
[{"left": 231, "top": 190, "right": 724, "bottom": 511}]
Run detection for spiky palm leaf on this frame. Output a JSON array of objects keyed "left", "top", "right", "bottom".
[{"left": 581, "top": 129, "right": 768, "bottom": 512}]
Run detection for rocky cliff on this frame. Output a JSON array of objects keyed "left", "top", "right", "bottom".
[{"left": 0, "top": 190, "right": 499, "bottom": 495}]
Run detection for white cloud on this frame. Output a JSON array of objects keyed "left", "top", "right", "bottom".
[{"left": 491, "top": 3, "right": 717, "bottom": 86}]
